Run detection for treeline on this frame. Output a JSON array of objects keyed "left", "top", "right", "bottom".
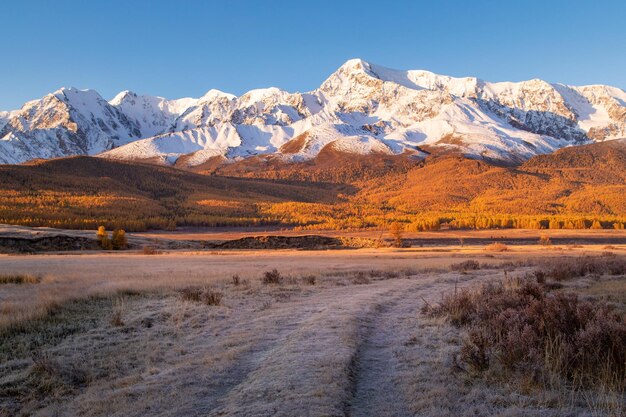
[
  {"left": 268, "top": 202, "right": 626, "bottom": 231},
  {"left": 2, "top": 180, "right": 625, "bottom": 233},
  {"left": 0, "top": 215, "right": 284, "bottom": 232},
  {"left": 2, "top": 197, "right": 625, "bottom": 232}
]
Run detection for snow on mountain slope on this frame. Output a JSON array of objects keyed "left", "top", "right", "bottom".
[
  {"left": 110, "top": 91, "right": 198, "bottom": 138},
  {"left": 102, "top": 124, "right": 241, "bottom": 164},
  {"left": 0, "top": 87, "right": 144, "bottom": 164},
  {"left": 0, "top": 110, "right": 17, "bottom": 131},
  {"left": 1, "top": 59, "right": 625, "bottom": 165}
]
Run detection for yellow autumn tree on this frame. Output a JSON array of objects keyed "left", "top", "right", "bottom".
[
  {"left": 96, "top": 225, "right": 112, "bottom": 250},
  {"left": 389, "top": 222, "right": 403, "bottom": 247},
  {"left": 111, "top": 229, "right": 128, "bottom": 250}
]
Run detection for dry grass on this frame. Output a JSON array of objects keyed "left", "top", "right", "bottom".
[
  {"left": 301, "top": 275, "right": 317, "bottom": 285},
  {"left": 0, "top": 250, "right": 436, "bottom": 330},
  {"left": 0, "top": 273, "right": 40, "bottom": 284},
  {"left": 351, "top": 272, "right": 371, "bottom": 285},
  {"left": 110, "top": 297, "right": 125, "bottom": 326},
  {"left": 1, "top": 251, "right": 624, "bottom": 416},
  {"left": 179, "top": 287, "right": 223, "bottom": 306},
  {"left": 576, "top": 279, "right": 626, "bottom": 314},
  {"left": 485, "top": 242, "right": 508, "bottom": 252},
  {"left": 450, "top": 260, "right": 480, "bottom": 272},
  {"left": 535, "top": 255, "right": 626, "bottom": 281}
]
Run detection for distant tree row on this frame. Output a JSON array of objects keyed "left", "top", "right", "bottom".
[{"left": 2, "top": 186, "right": 625, "bottom": 233}]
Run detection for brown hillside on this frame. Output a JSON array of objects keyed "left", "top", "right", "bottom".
[
  {"left": 212, "top": 151, "right": 418, "bottom": 183},
  {"left": 1, "top": 140, "right": 625, "bottom": 231},
  {"left": 362, "top": 139, "right": 626, "bottom": 216},
  {"left": 0, "top": 156, "right": 349, "bottom": 230}
]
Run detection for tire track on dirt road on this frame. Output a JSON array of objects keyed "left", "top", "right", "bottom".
[{"left": 344, "top": 280, "right": 431, "bottom": 417}]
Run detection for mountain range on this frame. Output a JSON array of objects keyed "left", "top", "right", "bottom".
[{"left": 1, "top": 59, "right": 625, "bottom": 166}]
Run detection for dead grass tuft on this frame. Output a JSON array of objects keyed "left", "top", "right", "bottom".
[
  {"left": 351, "top": 272, "right": 371, "bottom": 285},
  {"left": 450, "top": 260, "right": 480, "bottom": 272},
  {"left": 30, "top": 350, "right": 90, "bottom": 390},
  {"left": 141, "top": 245, "right": 161, "bottom": 255},
  {"left": 231, "top": 274, "right": 241, "bottom": 286},
  {"left": 301, "top": 275, "right": 316, "bottom": 285},
  {"left": 179, "top": 287, "right": 223, "bottom": 306},
  {"left": 110, "top": 298, "right": 125, "bottom": 326},
  {"left": 0, "top": 274, "right": 41, "bottom": 284},
  {"left": 261, "top": 269, "right": 283, "bottom": 285}
]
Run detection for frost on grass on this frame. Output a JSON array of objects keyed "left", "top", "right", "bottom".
[
  {"left": 1, "top": 254, "right": 625, "bottom": 417},
  {"left": 423, "top": 274, "right": 626, "bottom": 416}
]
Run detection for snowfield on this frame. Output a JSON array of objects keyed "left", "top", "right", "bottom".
[{"left": 1, "top": 59, "right": 625, "bottom": 165}]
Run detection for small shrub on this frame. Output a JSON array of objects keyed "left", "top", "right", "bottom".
[
  {"left": 0, "top": 274, "right": 40, "bottom": 284},
  {"left": 389, "top": 221, "right": 404, "bottom": 248},
  {"left": 533, "top": 269, "right": 546, "bottom": 284},
  {"left": 460, "top": 327, "right": 491, "bottom": 373},
  {"left": 232, "top": 274, "right": 241, "bottom": 286},
  {"left": 261, "top": 269, "right": 283, "bottom": 285},
  {"left": 539, "top": 235, "right": 552, "bottom": 246},
  {"left": 425, "top": 287, "right": 476, "bottom": 326},
  {"left": 424, "top": 278, "right": 626, "bottom": 397},
  {"left": 382, "top": 270, "right": 400, "bottom": 279},
  {"left": 301, "top": 275, "right": 316, "bottom": 285},
  {"left": 110, "top": 298, "right": 125, "bottom": 326},
  {"left": 180, "top": 287, "right": 203, "bottom": 302},
  {"left": 352, "top": 272, "right": 371, "bottom": 285},
  {"left": 485, "top": 242, "right": 508, "bottom": 252},
  {"left": 142, "top": 246, "right": 160, "bottom": 255},
  {"left": 450, "top": 260, "right": 480, "bottom": 272},
  {"left": 179, "top": 287, "right": 223, "bottom": 306},
  {"left": 203, "top": 290, "right": 223, "bottom": 306}
]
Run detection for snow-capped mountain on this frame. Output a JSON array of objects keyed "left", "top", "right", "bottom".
[{"left": 1, "top": 59, "right": 625, "bottom": 165}]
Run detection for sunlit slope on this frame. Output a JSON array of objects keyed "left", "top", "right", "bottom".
[
  {"left": 0, "top": 157, "right": 347, "bottom": 230},
  {"left": 1, "top": 140, "right": 625, "bottom": 231}
]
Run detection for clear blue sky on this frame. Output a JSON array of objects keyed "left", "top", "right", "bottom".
[{"left": 2, "top": 0, "right": 625, "bottom": 110}]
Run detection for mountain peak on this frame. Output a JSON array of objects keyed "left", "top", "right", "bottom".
[
  {"left": 109, "top": 90, "right": 141, "bottom": 106},
  {"left": 199, "top": 89, "right": 236, "bottom": 102},
  {"left": 111, "top": 89, "right": 137, "bottom": 101},
  {"left": 325, "top": 58, "right": 431, "bottom": 92},
  {"left": 337, "top": 58, "right": 374, "bottom": 72},
  {"left": 239, "top": 87, "right": 285, "bottom": 102},
  {"left": 52, "top": 87, "right": 106, "bottom": 104}
]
